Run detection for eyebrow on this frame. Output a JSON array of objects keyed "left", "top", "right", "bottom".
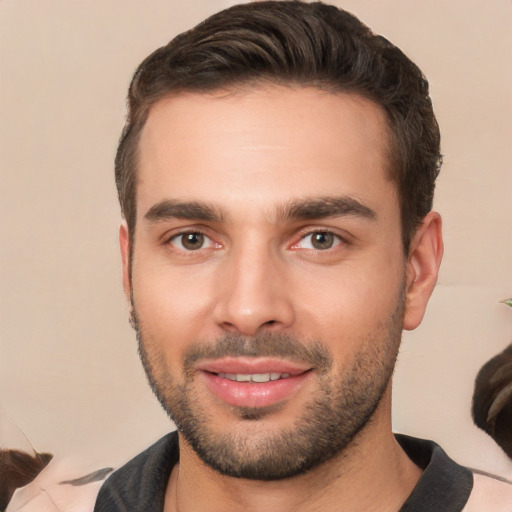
[
  {"left": 279, "top": 196, "right": 377, "bottom": 222},
  {"left": 144, "top": 200, "right": 224, "bottom": 223},
  {"left": 143, "top": 196, "right": 376, "bottom": 224}
]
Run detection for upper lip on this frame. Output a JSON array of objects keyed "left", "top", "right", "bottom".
[{"left": 196, "top": 357, "right": 312, "bottom": 376}]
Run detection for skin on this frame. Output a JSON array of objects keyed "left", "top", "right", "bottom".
[{"left": 120, "top": 86, "right": 443, "bottom": 512}]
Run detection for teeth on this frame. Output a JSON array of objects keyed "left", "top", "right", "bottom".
[{"left": 218, "top": 372, "right": 291, "bottom": 382}]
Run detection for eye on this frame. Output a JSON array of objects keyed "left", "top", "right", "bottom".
[
  {"left": 294, "top": 231, "right": 342, "bottom": 250},
  {"left": 169, "top": 232, "right": 216, "bottom": 251}
]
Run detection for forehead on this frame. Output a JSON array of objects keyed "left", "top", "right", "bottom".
[{"left": 136, "top": 86, "right": 396, "bottom": 220}]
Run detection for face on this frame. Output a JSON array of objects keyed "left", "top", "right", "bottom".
[{"left": 123, "top": 86, "right": 419, "bottom": 480}]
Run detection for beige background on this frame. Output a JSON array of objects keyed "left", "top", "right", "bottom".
[{"left": 1, "top": 0, "right": 511, "bottom": 475}]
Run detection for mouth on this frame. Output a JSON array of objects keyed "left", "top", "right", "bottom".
[
  {"left": 197, "top": 357, "right": 313, "bottom": 409},
  {"left": 216, "top": 372, "right": 292, "bottom": 382}
]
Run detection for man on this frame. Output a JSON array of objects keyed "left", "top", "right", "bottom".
[{"left": 94, "top": 1, "right": 512, "bottom": 510}]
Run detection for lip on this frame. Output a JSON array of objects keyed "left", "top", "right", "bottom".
[
  {"left": 197, "top": 356, "right": 311, "bottom": 375},
  {"left": 197, "top": 357, "right": 312, "bottom": 408}
]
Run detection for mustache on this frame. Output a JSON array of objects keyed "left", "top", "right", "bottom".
[
  {"left": 182, "top": 333, "right": 333, "bottom": 374},
  {"left": 131, "top": 307, "right": 332, "bottom": 373}
]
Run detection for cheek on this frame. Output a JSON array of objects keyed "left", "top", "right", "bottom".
[
  {"left": 295, "top": 258, "right": 404, "bottom": 317},
  {"left": 291, "top": 260, "right": 405, "bottom": 352},
  {"left": 131, "top": 260, "right": 215, "bottom": 353}
]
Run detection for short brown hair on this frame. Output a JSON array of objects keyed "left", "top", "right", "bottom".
[{"left": 116, "top": 0, "right": 441, "bottom": 252}]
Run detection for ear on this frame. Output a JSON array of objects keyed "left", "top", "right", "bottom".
[
  {"left": 403, "top": 211, "right": 443, "bottom": 331},
  {"left": 119, "top": 222, "right": 132, "bottom": 305}
]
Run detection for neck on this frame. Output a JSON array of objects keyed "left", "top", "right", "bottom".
[{"left": 164, "top": 392, "right": 421, "bottom": 512}]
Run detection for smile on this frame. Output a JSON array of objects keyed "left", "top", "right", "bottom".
[
  {"left": 217, "top": 372, "right": 291, "bottom": 382},
  {"left": 198, "top": 360, "right": 312, "bottom": 409}
]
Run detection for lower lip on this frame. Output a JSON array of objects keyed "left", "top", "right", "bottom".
[{"left": 201, "top": 371, "right": 311, "bottom": 408}]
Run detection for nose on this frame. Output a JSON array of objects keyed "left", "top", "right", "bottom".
[{"left": 213, "top": 244, "right": 295, "bottom": 336}]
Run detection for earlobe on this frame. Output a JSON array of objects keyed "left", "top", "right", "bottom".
[
  {"left": 119, "top": 222, "right": 132, "bottom": 304},
  {"left": 403, "top": 211, "right": 444, "bottom": 331}
]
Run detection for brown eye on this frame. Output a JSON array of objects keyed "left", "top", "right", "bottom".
[
  {"left": 294, "top": 231, "right": 342, "bottom": 251},
  {"left": 311, "top": 232, "right": 335, "bottom": 250},
  {"left": 182, "top": 233, "right": 204, "bottom": 250},
  {"left": 170, "top": 232, "right": 207, "bottom": 251}
]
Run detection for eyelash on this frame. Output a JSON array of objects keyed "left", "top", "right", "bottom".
[
  {"left": 166, "top": 229, "right": 219, "bottom": 251},
  {"left": 291, "top": 230, "right": 345, "bottom": 251}
]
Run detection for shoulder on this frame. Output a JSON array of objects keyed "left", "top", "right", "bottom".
[
  {"left": 396, "top": 434, "right": 473, "bottom": 510},
  {"left": 464, "top": 470, "right": 512, "bottom": 512},
  {"left": 396, "top": 434, "right": 512, "bottom": 511},
  {"left": 94, "top": 432, "right": 179, "bottom": 512}
]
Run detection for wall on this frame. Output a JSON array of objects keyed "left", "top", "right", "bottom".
[{"left": 1, "top": 0, "right": 511, "bottom": 473}]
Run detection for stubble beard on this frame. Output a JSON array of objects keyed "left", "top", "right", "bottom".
[{"left": 133, "top": 293, "right": 404, "bottom": 481}]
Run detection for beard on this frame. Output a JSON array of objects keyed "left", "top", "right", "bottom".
[{"left": 132, "top": 291, "right": 404, "bottom": 481}]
